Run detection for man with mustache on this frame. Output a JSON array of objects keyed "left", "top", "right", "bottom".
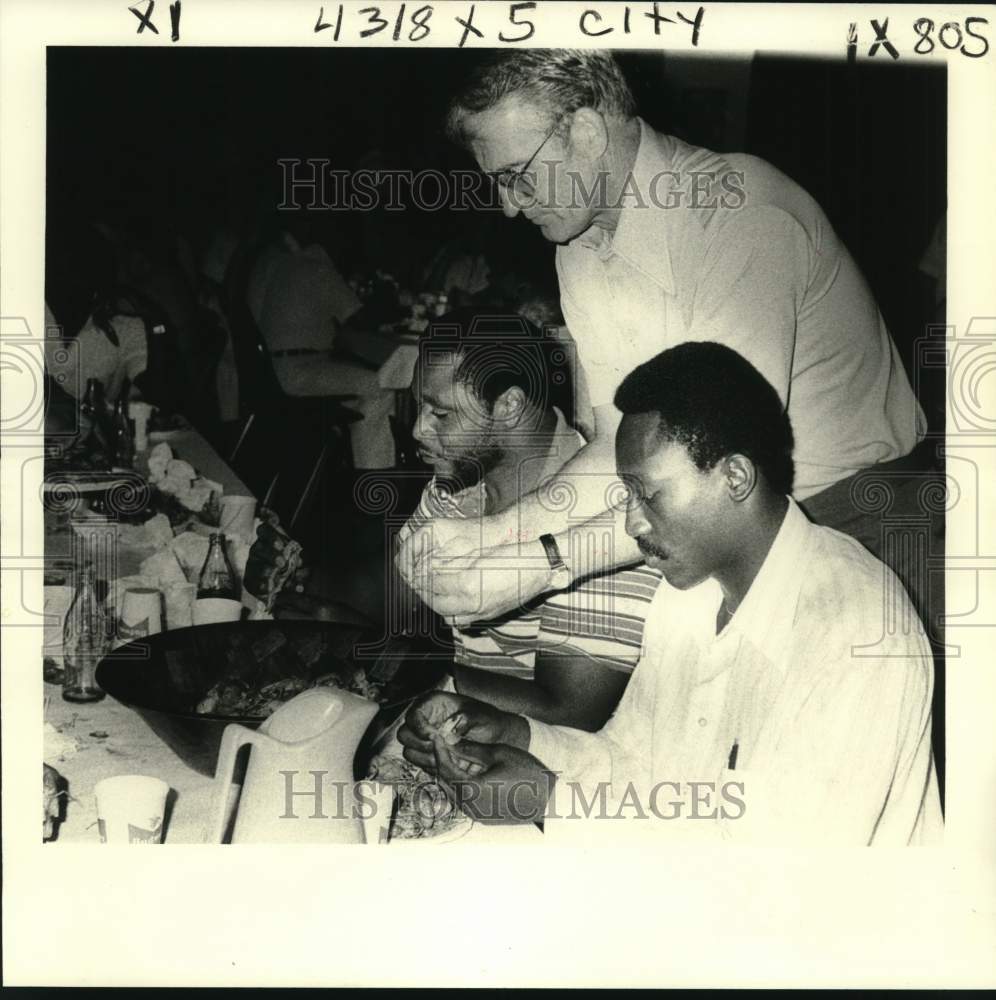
[
  {"left": 399, "top": 343, "right": 942, "bottom": 845},
  {"left": 398, "top": 50, "right": 940, "bottom": 658},
  {"left": 396, "top": 307, "right": 662, "bottom": 730}
]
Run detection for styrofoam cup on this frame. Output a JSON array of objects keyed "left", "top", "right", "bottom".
[
  {"left": 118, "top": 587, "right": 163, "bottom": 642},
  {"left": 94, "top": 775, "right": 170, "bottom": 844},
  {"left": 192, "top": 597, "right": 243, "bottom": 625}
]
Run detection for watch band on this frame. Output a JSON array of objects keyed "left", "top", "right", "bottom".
[{"left": 539, "top": 533, "right": 567, "bottom": 572}]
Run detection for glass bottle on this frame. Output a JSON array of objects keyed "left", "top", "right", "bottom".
[
  {"left": 111, "top": 396, "right": 133, "bottom": 468},
  {"left": 62, "top": 565, "right": 109, "bottom": 703},
  {"left": 79, "top": 377, "right": 105, "bottom": 422},
  {"left": 79, "top": 377, "right": 111, "bottom": 457},
  {"left": 197, "top": 533, "right": 239, "bottom": 600}
]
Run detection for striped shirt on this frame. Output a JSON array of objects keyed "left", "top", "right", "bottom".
[{"left": 397, "top": 410, "right": 662, "bottom": 681}]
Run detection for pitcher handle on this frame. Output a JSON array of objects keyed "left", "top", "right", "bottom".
[{"left": 208, "top": 723, "right": 266, "bottom": 844}]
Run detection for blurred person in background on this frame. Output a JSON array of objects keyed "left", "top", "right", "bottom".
[
  {"left": 96, "top": 216, "right": 227, "bottom": 438},
  {"left": 44, "top": 222, "right": 183, "bottom": 413},
  {"left": 246, "top": 216, "right": 397, "bottom": 469},
  {"left": 196, "top": 220, "right": 242, "bottom": 428}
]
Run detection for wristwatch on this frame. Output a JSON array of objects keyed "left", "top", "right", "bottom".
[{"left": 539, "top": 533, "right": 571, "bottom": 591}]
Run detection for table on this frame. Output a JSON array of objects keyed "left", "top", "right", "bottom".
[
  {"left": 45, "top": 428, "right": 252, "bottom": 576},
  {"left": 44, "top": 681, "right": 218, "bottom": 843},
  {"left": 44, "top": 681, "right": 541, "bottom": 845},
  {"left": 337, "top": 325, "right": 420, "bottom": 391},
  {"left": 44, "top": 427, "right": 246, "bottom": 843},
  {"left": 158, "top": 428, "right": 251, "bottom": 496},
  {"left": 43, "top": 428, "right": 540, "bottom": 846}
]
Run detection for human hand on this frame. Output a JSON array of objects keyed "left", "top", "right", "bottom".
[
  {"left": 396, "top": 516, "right": 482, "bottom": 591},
  {"left": 398, "top": 525, "right": 550, "bottom": 627},
  {"left": 429, "top": 540, "right": 553, "bottom": 626},
  {"left": 432, "top": 740, "right": 555, "bottom": 825},
  {"left": 398, "top": 691, "right": 525, "bottom": 770},
  {"left": 243, "top": 518, "right": 308, "bottom": 602}
]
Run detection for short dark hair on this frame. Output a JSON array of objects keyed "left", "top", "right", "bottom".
[
  {"left": 614, "top": 343, "right": 795, "bottom": 495},
  {"left": 420, "top": 306, "right": 571, "bottom": 414},
  {"left": 446, "top": 49, "right": 636, "bottom": 145}
]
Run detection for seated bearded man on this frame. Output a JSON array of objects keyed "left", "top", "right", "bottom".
[
  {"left": 396, "top": 308, "right": 663, "bottom": 731},
  {"left": 399, "top": 342, "right": 942, "bottom": 846}
]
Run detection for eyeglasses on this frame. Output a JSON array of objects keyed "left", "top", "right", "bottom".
[{"left": 487, "top": 114, "right": 567, "bottom": 197}]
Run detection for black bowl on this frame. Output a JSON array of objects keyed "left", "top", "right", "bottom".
[{"left": 95, "top": 621, "right": 452, "bottom": 777}]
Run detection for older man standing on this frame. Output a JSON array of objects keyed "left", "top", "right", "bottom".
[{"left": 400, "top": 50, "right": 940, "bottom": 646}]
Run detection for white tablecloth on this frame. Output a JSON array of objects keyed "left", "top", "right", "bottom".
[{"left": 44, "top": 681, "right": 541, "bottom": 846}]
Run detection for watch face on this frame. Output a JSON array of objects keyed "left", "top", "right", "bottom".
[{"left": 551, "top": 566, "right": 571, "bottom": 590}]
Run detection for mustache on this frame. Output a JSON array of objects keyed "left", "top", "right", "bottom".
[{"left": 636, "top": 538, "right": 667, "bottom": 560}]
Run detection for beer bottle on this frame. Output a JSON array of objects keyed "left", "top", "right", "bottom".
[
  {"left": 79, "top": 377, "right": 111, "bottom": 457},
  {"left": 111, "top": 396, "right": 134, "bottom": 468}
]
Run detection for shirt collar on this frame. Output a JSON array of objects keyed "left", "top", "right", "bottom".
[
  {"left": 571, "top": 118, "right": 678, "bottom": 295},
  {"left": 716, "top": 499, "right": 813, "bottom": 672}
]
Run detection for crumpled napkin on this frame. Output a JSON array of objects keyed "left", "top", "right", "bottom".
[
  {"left": 44, "top": 722, "right": 81, "bottom": 762},
  {"left": 147, "top": 443, "right": 224, "bottom": 514},
  {"left": 137, "top": 525, "right": 256, "bottom": 588}
]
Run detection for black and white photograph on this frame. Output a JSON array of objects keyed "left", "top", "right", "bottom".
[{"left": 2, "top": 0, "right": 994, "bottom": 988}]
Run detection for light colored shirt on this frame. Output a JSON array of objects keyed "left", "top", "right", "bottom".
[
  {"left": 556, "top": 121, "right": 926, "bottom": 499},
  {"left": 528, "top": 500, "right": 943, "bottom": 846},
  {"left": 397, "top": 408, "right": 662, "bottom": 680},
  {"left": 45, "top": 305, "right": 147, "bottom": 403}
]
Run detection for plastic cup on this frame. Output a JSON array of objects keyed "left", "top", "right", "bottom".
[
  {"left": 192, "top": 597, "right": 243, "bottom": 625},
  {"left": 219, "top": 495, "right": 257, "bottom": 542},
  {"left": 163, "top": 582, "right": 197, "bottom": 630},
  {"left": 118, "top": 587, "right": 163, "bottom": 643},
  {"left": 94, "top": 775, "right": 170, "bottom": 844}
]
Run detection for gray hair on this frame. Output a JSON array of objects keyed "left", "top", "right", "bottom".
[{"left": 446, "top": 49, "right": 636, "bottom": 145}]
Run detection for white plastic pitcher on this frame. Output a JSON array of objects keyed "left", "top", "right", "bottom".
[{"left": 209, "top": 687, "right": 378, "bottom": 844}]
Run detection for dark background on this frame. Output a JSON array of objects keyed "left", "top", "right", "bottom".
[{"left": 47, "top": 46, "right": 946, "bottom": 401}]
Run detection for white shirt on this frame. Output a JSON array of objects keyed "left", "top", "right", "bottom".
[
  {"left": 556, "top": 121, "right": 926, "bottom": 499},
  {"left": 528, "top": 500, "right": 943, "bottom": 846},
  {"left": 45, "top": 305, "right": 147, "bottom": 404}
]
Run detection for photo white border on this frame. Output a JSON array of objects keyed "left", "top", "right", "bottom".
[{"left": 2, "top": 0, "right": 994, "bottom": 987}]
